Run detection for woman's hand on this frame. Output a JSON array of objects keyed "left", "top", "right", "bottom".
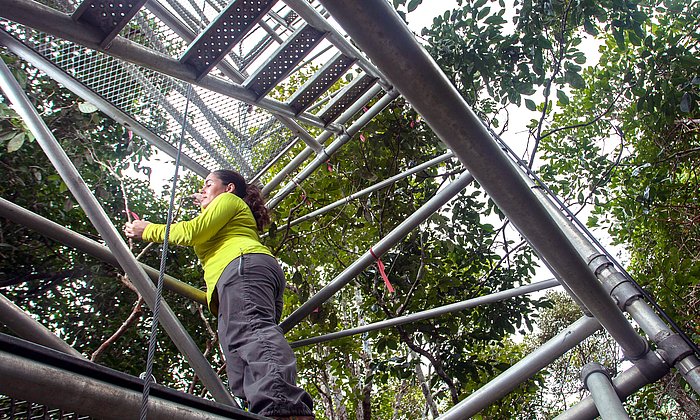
[{"left": 124, "top": 220, "right": 151, "bottom": 240}]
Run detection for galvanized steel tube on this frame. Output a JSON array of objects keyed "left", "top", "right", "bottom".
[
  {"left": 0, "top": 197, "right": 206, "bottom": 305},
  {"left": 291, "top": 278, "right": 559, "bottom": 348},
  {"left": 262, "top": 83, "right": 384, "bottom": 197},
  {"left": 266, "top": 89, "right": 400, "bottom": 209},
  {"left": 555, "top": 362, "right": 669, "bottom": 420},
  {"left": 279, "top": 151, "right": 455, "bottom": 231},
  {"left": 0, "top": 293, "right": 84, "bottom": 358},
  {"left": 279, "top": 170, "right": 475, "bottom": 332},
  {"left": 439, "top": 316, "right": 602, "bottom": 419},
  {"left": 0, "top": 350, "right": 254, "bottom": 420},
  {"left": 318, "top": 0, "right": 647, "bottom": 360},
  {"left": 581, "top": 363, "right": 631, "bottom": 420}
]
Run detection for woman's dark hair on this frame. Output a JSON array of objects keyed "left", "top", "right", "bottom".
[{"left": 212, "top": 169, "right": 270, "bottom": 231}]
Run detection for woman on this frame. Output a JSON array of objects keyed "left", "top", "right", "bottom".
[{"left": 124, "top": 169, "right": 314, "bottom": 420}]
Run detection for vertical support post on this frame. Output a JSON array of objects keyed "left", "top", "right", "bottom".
[
  {"left": 555, "top": 362, "right": 670, "bottom": 419},
  {"left": 0, "top": 58, "right": 236, "bottom": 407},
  {"left": 581, "top": 363, "right": 631, "bottom": 420}
]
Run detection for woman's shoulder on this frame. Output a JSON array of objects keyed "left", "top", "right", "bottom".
[{"left": 210, "top": 192, "right": 246, "bottom": 208}]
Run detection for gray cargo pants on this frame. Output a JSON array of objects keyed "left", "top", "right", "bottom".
[{"left": 216, "top": 253, "right": 314, "bottom": 417}]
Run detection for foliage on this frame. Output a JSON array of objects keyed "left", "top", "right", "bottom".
[
  {"left": 265, "top": 98, "right": 545, "bottom": 418},
  {"left": 0, "top": 51, "right": 220, "bottom": 396},
  {"left": 401, "top": 0, "right": 699, "bottom": 416}
]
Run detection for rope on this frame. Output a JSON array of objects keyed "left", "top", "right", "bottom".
[{"left": 139, "top": 84, "right": 193, "bottom": 420}]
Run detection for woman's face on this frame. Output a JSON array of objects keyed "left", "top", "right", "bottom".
[{"left": 199, "top": 173, "right": 233, "bottom": 209}]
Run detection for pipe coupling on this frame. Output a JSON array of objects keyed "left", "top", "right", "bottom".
[
  {"left": 654, "top": 331, "right": 694, "bottom": 366},
  {"left": 580, "top": 362, "right": 611, "bottom": 390}
]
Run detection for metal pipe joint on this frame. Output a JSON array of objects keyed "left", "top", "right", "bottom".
[
  {"left": 654, "top": 330, "right": 695, "bottom": 367},
  {"left": 588, "top": 254, "right": 643, "bottom": 311},
  {"left": 580, "top": 362, "right": 612, "bottom": 390}
]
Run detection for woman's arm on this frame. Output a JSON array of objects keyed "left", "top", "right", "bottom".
[{"left": 126, "top": 194, "right": 243, "bottom": 246}]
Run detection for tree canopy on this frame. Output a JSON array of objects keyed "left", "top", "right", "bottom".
[{"left": 1, "top": 0, "right": 699, "bottom": 417}]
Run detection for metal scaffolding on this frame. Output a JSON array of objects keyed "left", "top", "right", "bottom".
[{"left": 0, "top": 0, "right": 698, "bottom": 418}]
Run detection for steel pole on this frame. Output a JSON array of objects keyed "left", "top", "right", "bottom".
[
  {"left": 266, "top": 89, "right": 400, "bottom": 209},
  {"left": 318, "top": 0, "right": 647, "bottom": 361},
  {"left": 0, "top": 59, "right": 235, "bottom": 406},
  {"left": 556, "top": 362, "right": 670, "bottom": 420},
  {"left": 291, "top": 278, "right": 559, "bottom": 348},
  {"left": 523, "top": 178, "right": 700, "bottom": 393},
  {"left": 0, "top": 293, "right": 84, "bottom": 358},
  {"left": 0, "top": 197, "right": 206, "bottom": 305},
  {"left": 279, "top": 170, "right": 475, "bottom": 332},
  {"left": 438, "top": 316, "right": 602, "bottom": 419},
  {"left": 0, "top": 350, "right": 257, "bottom": 420},
  {"left": 262, "top": 83, "right": 384, "bottom": 197},
  {"left": 276, "top": 151, "right": 455, "bottom": 231},
  {"left": 581, "top": 363, "right": 631, "bottom": 420}
]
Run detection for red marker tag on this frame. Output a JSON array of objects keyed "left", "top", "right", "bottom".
[
  {"left": 369, "top": 248, "right": 395, "bottom": 294},
  {"left": 128, "top": 210, "right": 140, "bottom": 221}
]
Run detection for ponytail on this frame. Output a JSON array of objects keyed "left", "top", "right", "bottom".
[{"left": 212, "top": 169, "right": 270, "bottom": 231}]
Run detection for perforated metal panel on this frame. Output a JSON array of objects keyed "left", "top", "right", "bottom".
[
  {"left": 180, "top": 0, "right": 277, "bottom": 80},
  {"left": 245, "top": 24, "right": 326, "bottom": 99},
  {"left": 319, "top": 73, "right": 377, "bottom": 125},
  {"left": 0, "top": 396, "right": 92, "bottom": 420},
  {"left": 72, "top": 0, "right": 149, "bottom": 46},
  {"left": 287, "top": 52, "right": 355, "bottom": 115}
]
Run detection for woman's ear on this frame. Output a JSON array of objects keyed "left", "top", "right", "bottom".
[{"left": 226, "top": 183, "right": 236, "bottom": 193}]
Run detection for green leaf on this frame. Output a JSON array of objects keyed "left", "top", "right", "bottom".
[
  {"left": 477, "top": 7, "right": 491, "bottom": 20},
  {"left": 524, "top": 98, "right": 536, "bottom": 111},
  {"left": 407, "top": 0, "right": 421, "bottom": 12},
  {"left": 7, "top": 133, "right": 25, "bottom": 153},
  {"left": 556, "top": 89, "right": 569, "bottom": 105},
  {"left": 78, "top": 101, "right": 98, "bottom": 113},
  {"left": 564, "top": 71, "right": 586, "bottom": 89}
]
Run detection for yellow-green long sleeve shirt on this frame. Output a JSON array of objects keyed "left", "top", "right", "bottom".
[{"left": 142, "top": 192, "right": 272, "bottom": 310}]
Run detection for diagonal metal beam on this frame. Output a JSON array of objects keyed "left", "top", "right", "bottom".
[
  {"left": 319, "top": 0, "right": 649, "bottom": 361},
  {"left": 0, "top": 197, "right": 207, "bottom": 305},
  {"left": 269, "top": 151, "right": 455, "bottom": 232},
  {"left": 279, "top": 170, "right": 475, "bottom": 332},
  {"left": 439, "top": 316, "right": 602, "bottom": 419},
  {"left": 0, "top": 293, "right": 84, "bottom": 358},
  {"left": 0, "top": 58, "right": 235, "bottom": 406},
  {"left": 290, "top": 278, "right": 560, "bottom": 348},
  {"left": 261, "top": 83, "right": 383, "bottom": 197},
  {"left": 266, "top": 87, "right": 397, "bottom": 208}
]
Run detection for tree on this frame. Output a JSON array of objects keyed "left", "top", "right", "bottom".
[
  {"left": 397, "top": 0, "right": 699, "bottom": 416},
  {"left": 265, "top": 98, "right": 545, "bottom": 418},
  {"left": 0, "top": 50, "right": 221, "bottom": 396}
]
